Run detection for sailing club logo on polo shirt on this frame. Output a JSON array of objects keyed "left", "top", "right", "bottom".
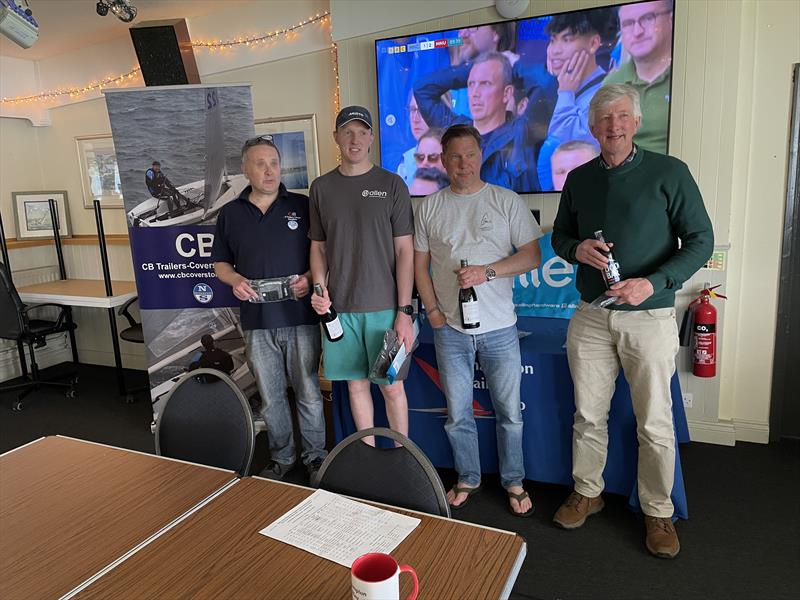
[
  {"left": 284, "top": 211, "right": 300, "bottom": 230},
  {"left": 361, "top": 189, "right": 388, "bottom": 198}
]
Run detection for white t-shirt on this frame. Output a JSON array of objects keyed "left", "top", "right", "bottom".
[{"left": 414, "top": 183, "right": 543, "bottom": 334}]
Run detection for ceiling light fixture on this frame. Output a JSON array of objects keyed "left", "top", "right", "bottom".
[{"left": 96, "top": 0, "right": 137, "bottom": 23}]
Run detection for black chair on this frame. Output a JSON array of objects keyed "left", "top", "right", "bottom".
[
  {"left": 117, "top": 296, "right": 149, "bottom": 403},
  {"left": 311, "top": 427, "right": 451, "bottom": 518},
  {"left": 155, "top": 367, "right": 255, "bottom": 476},
  {"left": 118, "top": 296, "right": 144, "bottom": 343},
  {"left": 0, "top": 262, "right": 78, "bottom": 411}
]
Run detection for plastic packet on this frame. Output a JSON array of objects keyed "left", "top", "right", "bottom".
[
  {"left": 587, "top": 292, "right": 618, "bottom": 309},
  {"left": 248, "top": 275, "right": 299, "bottom": 303},
  {"left": 368, "top": 319, "right": 420, "bottom": 383}
]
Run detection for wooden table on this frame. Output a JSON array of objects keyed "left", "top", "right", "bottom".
[
  {"left": 0, "top": 436, "right": 236, "bottom": 600},
  {"left": 17, "top": 279, "right": 138, "bottom": 396},
  {"left": 73, "top": 477, "right": 526, "bottom": 600}
]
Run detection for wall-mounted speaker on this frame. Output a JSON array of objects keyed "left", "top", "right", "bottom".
[{"left": 129, "top": 19, "right": 200, "bottom": 86}]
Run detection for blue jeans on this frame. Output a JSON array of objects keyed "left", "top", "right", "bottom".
[
  {"left": 433, "top": 324, "right": 525, "bottom": 489},
  {"left": 245, "top": 325, "right": 326, "bottom": 467}
]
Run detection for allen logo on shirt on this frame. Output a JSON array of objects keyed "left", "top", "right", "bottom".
[{"left": 361, "top": 189, "right": 388, "bottom": 198}]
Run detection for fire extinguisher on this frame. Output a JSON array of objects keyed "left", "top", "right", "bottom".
[{"left": 686, "top": 285, "right": 726, "bottom": 377}]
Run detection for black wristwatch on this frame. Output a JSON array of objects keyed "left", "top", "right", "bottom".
[{"left": 397, "top": 304, "right": 414, "bottom": 315}]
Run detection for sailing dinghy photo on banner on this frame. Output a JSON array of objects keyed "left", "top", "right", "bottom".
[{"left": 104, "top": 84, "right": 256, "bottom": 425}]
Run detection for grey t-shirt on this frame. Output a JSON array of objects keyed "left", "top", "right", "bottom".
[
  {"left": 414, "top": 183, "right": 543, "bottom": 334},
  {"left": 309, "top": 165, "right": 414, "bottom": 312}
]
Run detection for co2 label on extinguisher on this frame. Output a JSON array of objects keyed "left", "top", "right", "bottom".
[{"left": 694, "top": 323, "right": 715, "bottom": 334}]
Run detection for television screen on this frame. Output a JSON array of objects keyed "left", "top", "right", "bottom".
[{"left": 374, "top": 0, "right": 675, "bottom": 195}]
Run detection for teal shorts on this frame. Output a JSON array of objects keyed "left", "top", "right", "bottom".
[{"left": 322, "top": 309, "right": 396, "bottom": 384}]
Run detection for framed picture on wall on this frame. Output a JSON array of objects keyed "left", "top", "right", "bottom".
[
  {"left": 253, "top": 114, "right": 320, "bottom": 194},
  {"left": 11, "top": 191, "right": 72, "bottom": 240},
  {"left": 76, "top": 134, "right": 124, "bottom": 208}
]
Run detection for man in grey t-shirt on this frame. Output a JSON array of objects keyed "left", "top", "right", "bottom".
[
  {"left": 309, "top": 106, "right": 415, "bottom": 441},
  {"left": 414, "top": 124, "right": 542, "bottom": 517}
]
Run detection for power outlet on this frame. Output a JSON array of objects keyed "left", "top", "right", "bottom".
[{"left": 682, "top": 393, "right": 694, "bottom": 409}]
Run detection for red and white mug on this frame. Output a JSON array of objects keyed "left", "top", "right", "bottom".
[{"left": 351, "top": 552, "right": 419, "bottom": 600}]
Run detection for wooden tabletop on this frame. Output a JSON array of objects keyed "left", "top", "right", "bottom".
[
  {"left": 0, "top": 436, "right": 236, "bottom": 600},
  {"left": 16, "top": 279, "right": 137, "bottom": 308},
  {"left": 74, "top": 477, "right": 526, "bottom": 600}
]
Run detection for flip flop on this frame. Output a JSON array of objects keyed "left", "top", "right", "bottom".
[
  {"left": 449, "top": 484, "right": 482, "bottom": 510},
  {"left": 507, "top": 489, "right": 535, "bottom": 518}
]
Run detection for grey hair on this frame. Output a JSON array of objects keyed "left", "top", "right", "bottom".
[
  {"left": 588, "top": 84, "right": 642, "bottom": 126},
  {"left": 472, "top": 51, "right": 513, "bottom": 87}
]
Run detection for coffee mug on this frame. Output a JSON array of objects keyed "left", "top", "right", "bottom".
[{"left": 351, "top": 552, "right": 418, "bottom": 600}]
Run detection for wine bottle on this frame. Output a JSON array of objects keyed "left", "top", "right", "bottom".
[
  {"left": 458, "top": 259, "right": 480, "bottom": 329},
  {"left": 594, "top": 230, "right": 621, "bottom": 288},
  {"left": 313, "top": 284, "right": 344, "bottom": 342},
  {"left": 411, "top": 285, "right": 419, "bottom": 315}
]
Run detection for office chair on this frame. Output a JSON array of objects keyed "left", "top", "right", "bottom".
[
  {"left": 118, "top": 296, "right": 144, "bottom": 343},
  {"left": 311, "top": 427, "right": 451, "bottom": 518},
  {"left": 117, "top": 296, "right": 149, "bottom": 403},
  {"left": 0, "top": 262, "right": 78, "bottom": 411},
  {"left": 155, "top": 367, "right": 255, "bottom": 476}
]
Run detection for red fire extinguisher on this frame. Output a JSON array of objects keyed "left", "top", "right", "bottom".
[{"left": 689, "top": 285, "right": 726, "bottom": 377}]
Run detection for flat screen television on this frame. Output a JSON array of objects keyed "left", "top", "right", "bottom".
[{"left": 374, "top": 0, "right": 675, "bottom": 195}]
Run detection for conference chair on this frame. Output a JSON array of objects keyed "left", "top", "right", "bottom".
[
  {"left": 0, "top": 262, "right": 78, "bottom": 411},
  {"left": 116, "top": 296, "right": 149, "bottom": 403},
  {"left": 118, "top": 296, "right": 144, "bottom": 343},
  {"left": 311, "top": 427, "right": 451, "bottom": 518},
  {"left": 155, "top": 367, "right": 255, "bottom": 476}
]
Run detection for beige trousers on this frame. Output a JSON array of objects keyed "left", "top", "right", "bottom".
[{"left": 566, "top": 301, "right": 679, "bottom": 518}]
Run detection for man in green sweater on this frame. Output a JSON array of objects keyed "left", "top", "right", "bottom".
[{"left": 551, "top": 84, "right": 713, "bottom": 559}]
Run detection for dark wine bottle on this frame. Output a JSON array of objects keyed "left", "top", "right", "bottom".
[
  {"left": 458, "top": 259, "right": 480, "bottom": 329},
  {"left": 594, "top": 230, "right": 621, "bottom": 288},
  {"left": 411, "top": 285, "right": 419, "bottom": 315},
  {"left": 313, "top": 284, "right": 344, "bottom": 342}
]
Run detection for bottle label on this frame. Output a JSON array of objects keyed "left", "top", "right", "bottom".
[
  {"left": 461, "top": 300, "right": 480, "bottom": 325},
  {"left": 325, "top": 317, "right": 344, "bottom": 339},
  {"left": 603, "top": 259, "right": 621, "bottom": 286}
]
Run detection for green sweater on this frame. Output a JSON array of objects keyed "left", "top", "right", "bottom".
[{"left": 552, "top": 149, "right": 714, "bottom": 310}]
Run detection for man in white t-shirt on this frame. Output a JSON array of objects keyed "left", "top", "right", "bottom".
[{"left": 413, "top": 124, "right": 543, "bottom": 517}]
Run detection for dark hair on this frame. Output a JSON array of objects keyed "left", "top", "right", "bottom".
[
  {"left": 546, "top": 7, "right": 616, "bottom": 40},
  {"left": 489, "top": 23, "right": 516, "bottom": 53},
  {"left": 413, "top": 167, "right": 450, "bottom": 187},
  {"left": 441, "top": 124, "right": 482, "bottom": 154},
  {"left": 152, "top": 161, "right": 161, "bottom": 166},
  {"left": 241, "top": 135, "right": 282, "bottom": 162}
]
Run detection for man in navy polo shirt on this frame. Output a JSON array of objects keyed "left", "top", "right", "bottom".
[{"left": 212, "top": 135, "right": 326, "bottom": 480}]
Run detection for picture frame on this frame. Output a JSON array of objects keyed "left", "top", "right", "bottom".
[
  {"left": 76, "top": 134, "right": 124, "bottom": 208},
  {"left": 253, "top": 114, "right": 320, "bottom": 193},
  {"left": 12, "top": 191, "right": 72, "bottom": 240}
]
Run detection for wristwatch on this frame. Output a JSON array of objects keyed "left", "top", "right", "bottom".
[
  {"left": 398, "top": 304, "right": 414, "bottom": 315},
  {"left": 485, "top": 265, "right": 497, "bottom": 281}
]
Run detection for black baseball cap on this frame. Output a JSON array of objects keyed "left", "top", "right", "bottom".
[{"left": 336, "top": 105, "right": 372, "bottom": 130}]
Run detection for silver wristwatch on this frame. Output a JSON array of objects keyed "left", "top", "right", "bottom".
[{"left": 485, "top": 265, "right": 497, "bottom": 281}]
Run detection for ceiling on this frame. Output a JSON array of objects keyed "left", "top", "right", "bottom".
[{"left": 0, "top": 0, "right": 249, "bottom": 61}]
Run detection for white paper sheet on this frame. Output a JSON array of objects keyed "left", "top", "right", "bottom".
[{"left": 259, "top": 489, "right": 421, "bottom": 567}]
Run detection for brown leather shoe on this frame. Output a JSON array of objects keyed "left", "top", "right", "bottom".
[
  {"left": 645, "top": 516, "right": 680, "bottom": 558},
  {"left": 553, "top": 491, "right": 604, "bottom": 529}
]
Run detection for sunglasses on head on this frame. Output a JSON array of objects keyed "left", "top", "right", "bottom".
[
  {"left": 244, "top": 134, "right": 276, "bottom": 147},
  {"left": 414, "top": 152, "right": 441, "bottom": 163}
]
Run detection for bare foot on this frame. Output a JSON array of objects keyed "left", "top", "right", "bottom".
[
  {"left": 446, "top": 483, "right": 480, "bottom": 508},
  {"left": 507, "top": 485, "right": 533, "bottom": 515}
]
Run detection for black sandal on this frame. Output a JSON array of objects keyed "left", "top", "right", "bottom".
[{"left": 507, "top": 489, "right": 535, "bottom": 518}]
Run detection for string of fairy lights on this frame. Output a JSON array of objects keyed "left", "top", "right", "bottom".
[{"left": 1, "top": 10, "right": 333, "bottom": 106}]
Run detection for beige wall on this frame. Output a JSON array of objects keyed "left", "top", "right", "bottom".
[{"left": 335, "top": 0, "right": 800, "bottom": 444}]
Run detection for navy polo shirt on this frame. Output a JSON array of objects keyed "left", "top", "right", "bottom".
[{"left": 211, "top": 184, "right": 318, "bottom": 331}]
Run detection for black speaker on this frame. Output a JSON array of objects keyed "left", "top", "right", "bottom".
[{"left": 129, "top": 19, "right": 200, "bottom": 86}]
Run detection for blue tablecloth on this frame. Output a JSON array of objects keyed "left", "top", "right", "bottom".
[{"left": 332, "top": 316, "right": 690, "bottom": 519}]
